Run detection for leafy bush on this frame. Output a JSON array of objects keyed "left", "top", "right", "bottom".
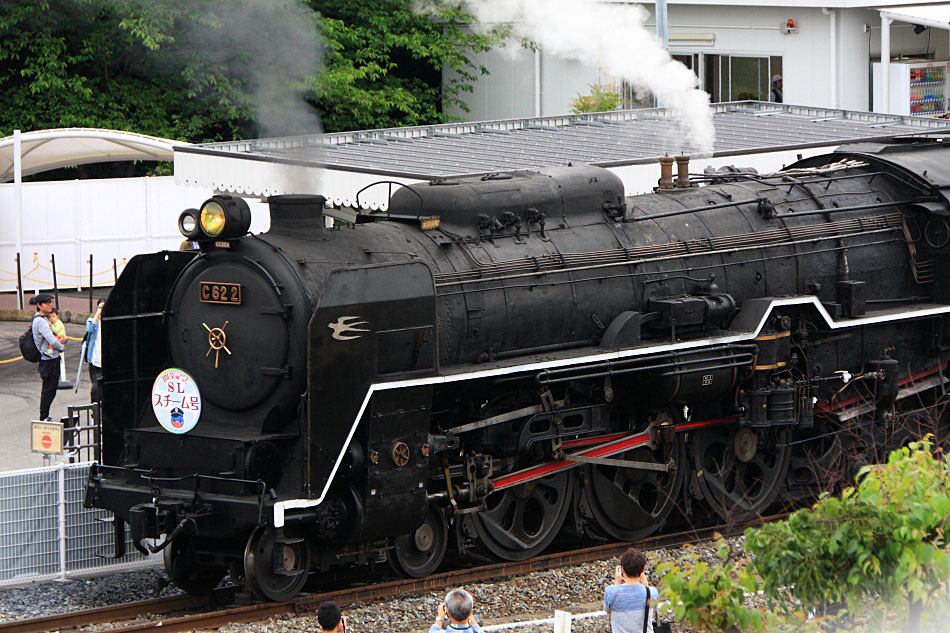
[
  {"left": 569, "top": 83, "right": 623, "bottom": 113},
  {"left": 657, "top": 538, "right": 766, "bottom": 633},
  {"left": 746, "top": 437, "right": 950, "bottom": 630}
]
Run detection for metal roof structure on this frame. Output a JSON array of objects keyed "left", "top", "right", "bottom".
[{"left": 174, "top": 101, "right": 950, "bottom": 206}]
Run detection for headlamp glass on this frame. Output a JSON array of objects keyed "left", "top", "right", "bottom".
[{"left": 200, "top": 201, "right": 227, "bottom": 237}]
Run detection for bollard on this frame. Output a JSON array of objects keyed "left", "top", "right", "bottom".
[
  {"left": 553, "top": 610, "right": 571, "bottom": 633},
  {"left": 15, "top": 253, "right": 23, "bottom": 310},
  {"left": 51, "top": 253, "right": 60, "bottom": 311},
  {"left": 88, "top": 254, "right": 93, "bottom": 313}
]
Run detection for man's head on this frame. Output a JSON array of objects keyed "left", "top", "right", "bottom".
[
  {"left": 772, "top": 74, "right": 783, "bottom": 90},
  {"left": 317, "top": 601, "right": 343, "bottom": 632},
  {"left": 620, "top": 548, "right": 647, "bottom": 579},
  {"left": 30, "top": 293, "right": 54, "bottom": 316},
  {"left": 444, "top": 588, "right": 475, "bottom": 623}
]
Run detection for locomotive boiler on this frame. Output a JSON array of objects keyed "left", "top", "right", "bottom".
[{"left": 86, "top": 138, "right": 950, "bottom": 600}]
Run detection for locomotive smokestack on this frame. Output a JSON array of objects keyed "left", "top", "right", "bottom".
[
  {"left": 267, "top": 194, "right": 326, "bottom": 235},
  {"left": 675, "top": 154, "right": 691, "bottom": 188},
  {"left": 658, "top": 155, "right": 675, "bottom": 190}
]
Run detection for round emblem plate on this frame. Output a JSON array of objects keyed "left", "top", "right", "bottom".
[{"left": 151, "top": 368, "right": 202, "bottom": 434}]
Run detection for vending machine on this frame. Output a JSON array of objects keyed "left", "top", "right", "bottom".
[{"left": 873, "top": 59, "right": 949, "bottom": 116}]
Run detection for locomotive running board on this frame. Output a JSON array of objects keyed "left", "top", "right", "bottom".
[{"left": 274, "top": 296, "right": 950, "bottom": 528}]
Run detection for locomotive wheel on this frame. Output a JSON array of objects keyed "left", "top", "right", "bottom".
[
  {"left": 693, "top": 425, "right": 791, "bottom": 522},
  {"left": 243, "top": 527, "right": 311, "bottom": 602},
  {"left": 163, "top": 537, "right": 225, "bottom": 596},
  {"left": 469, "top": 470, "right": 573, "bottom": 561},
  {"left": 581, "top": 436, "right": 686, "bottom": 541},
  {"left": 390, "top": 505, "right": 449, "bottom": 578}
]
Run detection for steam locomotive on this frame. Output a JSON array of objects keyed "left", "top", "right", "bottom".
[{"left": 85, "top": 138, "right": 950, "bottom": 601}]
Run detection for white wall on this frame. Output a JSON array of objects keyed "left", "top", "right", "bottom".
[
  {"left": 0, "top": 177, "right": 268, "bottom": 294},
  {"left": 445, "top": 4, "right": 950, "bottom": 119}
]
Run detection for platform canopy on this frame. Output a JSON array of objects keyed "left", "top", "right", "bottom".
[
  {"left": 0, "top": 128, "right": 187, "bottom": 182},
  {"left": 879, "top": 3, "right": 950, "bottom": 30}
]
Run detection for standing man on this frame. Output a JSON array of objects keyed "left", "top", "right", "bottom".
[
  {"left": 30, "top": 293, "right": 64, "bottom": 420},
  {"left": 604, "top": 548, "right": 659, "bottom": 633},
  {"left": 770, "top": 75, "right": 783, "bottom": 103},
  {"left": 317, "top": 601, "right": 345, "bottom": 633},
  {"left": 86, "top": 298, "right": 105, "bottom": 403},
  {"left": 430, "top": 588, "right": 482, "bottom": 633}
]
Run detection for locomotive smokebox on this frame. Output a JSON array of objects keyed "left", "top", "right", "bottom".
[{"left": 267, "top": 194, "right": 326, "bottom": 234}]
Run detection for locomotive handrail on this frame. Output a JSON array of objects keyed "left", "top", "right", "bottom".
[
  {"left": 776, "top": 197, "right": 920, "bottom": 218},
  {"left": 632, "top": 197, "right": 764, "bottom": 222},
  {"left": 354, "top": 180, "right": 424, "bottom": 217}
]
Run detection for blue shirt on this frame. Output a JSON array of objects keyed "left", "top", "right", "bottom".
[
  {"left": 604, "top": 583, "right": 658, "bottom": 633},
  {"left": 429, "top": 623, "right": 482, "bottom": 633},
  {"left": 32, "top": 314, "right": 62, "bottom": 360},
  {"left": 85, "top": 317, "right": 100, "bottom": 365}
]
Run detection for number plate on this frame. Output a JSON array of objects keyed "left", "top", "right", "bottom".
[{"left": 199, "top": 281, "right": 242, "bottom": 305}]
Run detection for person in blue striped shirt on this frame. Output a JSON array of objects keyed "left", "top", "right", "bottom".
[{"left": 603, "top": 548, "right": 658, "bottom": 633}]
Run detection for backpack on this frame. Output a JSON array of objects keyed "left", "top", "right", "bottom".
[{"left": 19, "top": 323, "right": 42, "bottom": 363}]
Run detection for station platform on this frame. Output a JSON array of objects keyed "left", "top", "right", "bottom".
[{"left": 0, "top": 318, "right": 95, "bottom": 471}]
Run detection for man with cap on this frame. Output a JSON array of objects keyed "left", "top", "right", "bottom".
[
  {"left": 770, "top": 75, "right": 783, "bottom": 103},
  {"left": 30, "top": 293, "right": 65, "bottom": 420}
]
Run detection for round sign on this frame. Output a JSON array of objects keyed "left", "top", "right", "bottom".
[
  {"left": 41, "top": 434, "right": 52, "bottom": 449},
  {"left": 151, "top": 368, "right": 202, "bottom": 434}
]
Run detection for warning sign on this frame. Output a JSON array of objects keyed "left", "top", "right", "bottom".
[
  {"left": 151, "top": 368, "right": 202, "bottom": 434},
  {"left": 31, "top": 421, "right": 63, "bottom": 454}
]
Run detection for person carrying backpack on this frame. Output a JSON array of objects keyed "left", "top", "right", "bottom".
[{"left": 29, "top": 293, "right": 65, "bottom": 420}]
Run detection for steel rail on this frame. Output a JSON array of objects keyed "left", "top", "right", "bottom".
[{"left": 5, "top": 515, "right": 783, "bottom": 633}]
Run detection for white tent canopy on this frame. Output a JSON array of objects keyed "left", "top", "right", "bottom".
[
  {"left": 1, "top": 128, "right": 188, "bottom": 308},
  {"left": 0, "top": 128, "right": 185, "bottom": 182},
  {"left": 879, "top": 4, "right": 950, "bottom": 112}
]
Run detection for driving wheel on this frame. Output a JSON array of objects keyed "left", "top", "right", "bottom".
[
  {"left": 469, "top": 470, "right": 573, "bottom": 561},
  {"left": 693, "top": 424, "right": 791, "bottom": 522}
]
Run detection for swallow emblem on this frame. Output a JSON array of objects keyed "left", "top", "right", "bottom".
[{"left": 328, "top": 316, "right": 370, "bottom": 341}]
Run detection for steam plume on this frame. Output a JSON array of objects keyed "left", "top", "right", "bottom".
[{"left": 463, "top": 0, "right": 715, "bottom": 153}]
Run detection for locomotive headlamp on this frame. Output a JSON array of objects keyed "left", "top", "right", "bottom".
[
  {"left": 200, "top": 200, "right": 227, "bottom": 237},
  {"left": 198, "top": 195, "right": 252, "bottom": 240},
  {"left": 178, "top": 208, "right": 203, "bottom": 240}
]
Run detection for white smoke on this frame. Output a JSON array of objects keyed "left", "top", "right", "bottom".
[{"left": 463, "top": 0, "right": 715, "bottom": 153}]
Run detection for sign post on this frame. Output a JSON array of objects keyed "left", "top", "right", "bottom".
[{"left": 32, "top": 421, "right": 64, "bottom": 465}]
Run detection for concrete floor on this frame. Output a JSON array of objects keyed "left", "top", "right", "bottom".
[{"left": 0, "top": 318, "right": 95, "bottom": 471}]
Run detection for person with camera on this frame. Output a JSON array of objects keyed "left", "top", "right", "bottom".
[
  {"left": 317, "top": 601, "right": 345, "bottom": 633},
  {"left": 430, "top": 588, "right": 483, "bottom": 633},
  {"left": 604, "top": 548, "right": 659, "bottom": 633}
]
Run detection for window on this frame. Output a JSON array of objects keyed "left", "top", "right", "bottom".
[{"left": 703, "top": 55, "right": 783, "bottom": 102}]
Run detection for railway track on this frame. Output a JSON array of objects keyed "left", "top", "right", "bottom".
[{"left": 1, "top": 516, "right": 781, "bottom": 633}]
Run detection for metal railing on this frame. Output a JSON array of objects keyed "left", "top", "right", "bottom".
[
  {"left": 62, "top": 403, "right": 101, "bottom": 463},
  {"left": 0, "top": 462, "right": 157, "bottom": 586}
]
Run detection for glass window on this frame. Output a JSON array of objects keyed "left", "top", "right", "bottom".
[{"left": 702, "top": 55, "right": 783, "bottom": 102}]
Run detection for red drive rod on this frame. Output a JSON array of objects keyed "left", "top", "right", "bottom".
[{"left": 492, "top": 415, "right": 737, "bottom": 491}]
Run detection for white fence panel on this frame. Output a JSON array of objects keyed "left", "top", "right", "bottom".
[
  {"left": 0, "top": 176, "right": 271, "bottom": 294},
  {"left": 0, "top": 463, "right": 157, "bottom": 586}
]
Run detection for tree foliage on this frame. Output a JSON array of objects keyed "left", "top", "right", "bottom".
[
  {"left": 746, "top": 437, "right": 950, "bottom": 630},
  {"left": 0, "top": 0, "right": 500, "bottom": 145},
  {"left": 657, "top": 539, "right": 767, "bottom": 633},
  {"left": 570, "top": 83, "right": 623, "bottom": 114},
  {"left": 311, "top": 0, "right": 501, "bottom": 132}
]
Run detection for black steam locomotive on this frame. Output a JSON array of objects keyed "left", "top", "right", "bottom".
[{"left": 86, "top": 138, "right": 950, "bottom": 600}]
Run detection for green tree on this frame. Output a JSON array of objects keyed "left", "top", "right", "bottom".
[
  {"left": 0, "top": 0, "right": 254, "bottom": 141},
  {"left": 311, "top": 0, "right": 501, "bottom": 132}
]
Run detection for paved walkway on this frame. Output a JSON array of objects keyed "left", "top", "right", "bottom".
[{"left": 0, "top": 318, "right": 95, "bottom": 471}]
